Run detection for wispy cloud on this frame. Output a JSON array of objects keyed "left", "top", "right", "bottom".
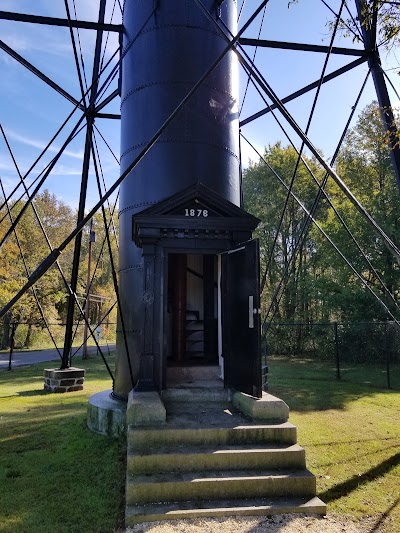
[
  {"left": 4, "top": 128, "right": 85, "bottom": 161},
  {"left": 51, "top": 163, "right": 85, "bottom": 176},
  {"left": 1, "top": 30, "right": 71, "bottom": 58},
  {"left": 0, "top": 157, "right": 16, "bottom": 172}
]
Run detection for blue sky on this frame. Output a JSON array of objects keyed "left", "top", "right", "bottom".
[{"left": 0, "top": 0, "right": 398, "bottom": 210}]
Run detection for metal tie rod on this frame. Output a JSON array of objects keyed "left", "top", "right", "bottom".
[{"left": 0, "top": 0, "right": 270, "bottom": 320}]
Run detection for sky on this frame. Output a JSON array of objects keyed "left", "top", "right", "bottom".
[{"left": 0, "top": 0, "right": 399, "bottom": 211}]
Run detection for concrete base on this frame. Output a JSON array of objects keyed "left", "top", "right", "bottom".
[
  {"left": 87, "top": 390, "right": 126, "bottom": 437},
  {"left": 232, "top": 391, "right": 289, "bottom": 422},
  {"left": 126, "top": 390, "right": 166, "bottom": 427}
]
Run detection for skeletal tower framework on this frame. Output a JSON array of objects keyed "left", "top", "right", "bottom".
[{"left": 0, "top": 0, "right": 399, "bottom": 396}]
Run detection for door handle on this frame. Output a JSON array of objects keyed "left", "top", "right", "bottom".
[
  {"left": 249, "top": 296, "right": 254, "bottom": 328},
  {"left": 249, "top": 297, "right": 261, "bottom": 328}
]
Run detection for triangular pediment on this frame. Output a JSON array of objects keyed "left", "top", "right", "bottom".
[
  {"left": 135, "top": 182, "right": 259, "bottom": 222},
  {"left": 132, "top": 183, "right": 260, "bottom": 246}
]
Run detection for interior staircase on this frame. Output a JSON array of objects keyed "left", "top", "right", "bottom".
[
  {"left": 185, "top": 310, "right": 204, "bottom": 360},
  {"left": 125, "top": 382, "right": 326, "bottom": 525}
]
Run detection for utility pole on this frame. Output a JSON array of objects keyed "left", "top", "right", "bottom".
[{"left": 82, "top": 219, "right": 96, "bottom": 359}]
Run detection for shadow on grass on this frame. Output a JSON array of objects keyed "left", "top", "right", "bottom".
[
  {"left": 0, "top": 400, "right": 88, "bottom": 423},
  {"left": 368, "top": 496, "right": 400, "bottom": 532},
  {"left": 268, "top": 356, "right": 400, "bottom": 410},
  {"left": 269, "top": 381, "right": 365, "bottom": 411},
  {"left": 0, "top": 386, "right": 88, "bottom": 399},
  {"left": 17, "top": 389, "right": 50, "bottom": 397},
  {"left": 316, "top": 441, "right": 400, "bottom": 467},
  {"left": 0, "top": 400, "right": 106, "bottom": 456},
  {"left": 320, "top": 452, "right": 400, "bottom": 503}
]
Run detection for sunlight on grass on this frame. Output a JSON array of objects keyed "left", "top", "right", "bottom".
[
  {"left": 269, "top": 357, "right": 400, "bottom": 532},
  {"left": 1, "top": 354, "right": 399, "bottom": 532},
  {"left": 0, "top": 354, "right": 125, "bottom": 533}
]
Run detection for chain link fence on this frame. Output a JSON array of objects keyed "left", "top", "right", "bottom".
[
  {"left": 265, "top": 321, "right": 400, "bottom": 390},
  {"left": 2, "top": 317, "right": 399, "bottom": 390}
]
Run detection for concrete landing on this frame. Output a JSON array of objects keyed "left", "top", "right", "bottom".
[{"left": 167, "top": 365, "right": 221, "bottom": 383}]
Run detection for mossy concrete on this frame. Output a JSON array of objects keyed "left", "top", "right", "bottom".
[
  {"left": 125, "top": 390, "right": 325, "bottom": 524},
  {"left": 87, "top": 389, "right": 126, "bottom": 436},
  {"left": 128, "top": 422, "right": 298, "bottom": 450},
  {"left": 126, "top": 390, "right": 166, "bottom": 427},
  {"left": 232, "top": 391, "right": 289, "bottom": 422},
  {"left": 126, "top": 469, "right": 317, "bottom": 505},
  {"left": 128, "top": 444, "right": 306, "bottom": 474}
]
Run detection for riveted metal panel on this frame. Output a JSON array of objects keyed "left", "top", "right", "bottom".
[{"left": 115, "top": 0, "right": 239, "bottom": 399}]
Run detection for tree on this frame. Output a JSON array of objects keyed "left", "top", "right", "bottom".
[
  {"left": 355, "top": 1, "right": 400, "bottom": 51},
  {"left": 242, "top": 102, "right": 400, "bottom": 327},
  {"left": 75, "top": 208, "right": 119, "bottom": 344},
  {"left": 291, "top": 0, "right": 400, "bottom": 52},
  {"left": 0, "top": 190, "right": 75, "bottom": 348},
  {"left": 243, "top": 142, "right": 326, "bottom": 324},
  {"left": 322, "top": 101, "right": 400, "bottom": 320},
  {"left": 0, "top": 189, "right": 120, "bottom": 349}
]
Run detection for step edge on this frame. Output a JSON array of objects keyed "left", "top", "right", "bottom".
[
  {"left": 127, "top": 469, "right": 317, "bottom": 484},
  {"left": 125, "top": 497, "right": 326, "bottom": 524},
  {"left": 127, "top": 443, "right": 305, "bottom": 457},
  {"left": 126, "top": 496, "right": 326, "bottom": 517}
]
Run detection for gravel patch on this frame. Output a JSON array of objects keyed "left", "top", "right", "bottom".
[{"left": 126, "top": 513, "right": 377, "bottom": 533}]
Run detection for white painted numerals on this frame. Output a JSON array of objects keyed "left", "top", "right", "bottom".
[{"left": 184, "top": 208, "right": 209, "bottom": 217}]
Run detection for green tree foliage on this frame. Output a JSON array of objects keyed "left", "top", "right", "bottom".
[
  {"left": 321, "top": 101, "right": 400, "bottom": 320},
  {"left": 243, "top": 102, "right": 400, "bottom": 325},
  {"left": 78, "top": 209, "right": 119, "bottom": 334},
  {"left": 243, "top": 142, "right": 326, "bottom": 323},
  {"left": 0, "top": 191, "right": 118, "bottom": 348},
  {"left": 0, "top": 191, "right": 75, "bottom": 347},
  {"left": 355, "top": 0, "right": 400, "bottom": 50}
]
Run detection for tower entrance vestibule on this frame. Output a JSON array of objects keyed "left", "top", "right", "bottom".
[
  {"left": 167, "top": 253, "right": 218, "bottom": 367},
  {"left": 125, "top": 182, "right": 265, "bottom": 397}
]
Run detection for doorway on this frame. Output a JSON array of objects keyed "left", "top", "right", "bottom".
[{"left": 166, "top": 253, "right": 218, "bottom": 367}]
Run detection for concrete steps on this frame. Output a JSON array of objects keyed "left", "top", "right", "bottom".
[
  {"left": 126, "top": 496, "right": 326, "bottom": 523},
  {"left": 125, "top": 397, "right": 326, "bottom": 525},
  {"left": 162, "top": 385, "right": 228, "bottom": 404},
  {"left": 128, "top": 423, "right": 298, "bottom": 448},
  {"left": 127, "top": 444, "right": 306, "bottom": 473},
  {"left": 127, "top": 469, "right": 317, "bottom": 505}
]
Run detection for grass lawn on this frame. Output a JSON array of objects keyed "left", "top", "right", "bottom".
[
  {"left": 0, "top": 354, "right": 125, "bottom": 533},
  {"left": 268, "top": 356, "right": 400, "bottom": 532},
  {"left": 0, "top": 354, "right": 399, "bottom": 532}
]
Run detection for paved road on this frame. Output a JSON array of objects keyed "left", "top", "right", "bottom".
[{"left": 0, "top": 344, "right": 115, "bottom": 371}]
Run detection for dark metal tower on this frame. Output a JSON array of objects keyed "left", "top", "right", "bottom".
[
  {"left": 0, "top": 0, "right": 399, "bottom": 399},
  {"left": 115, "top": 0, "right": 241, "bottom": 398}
]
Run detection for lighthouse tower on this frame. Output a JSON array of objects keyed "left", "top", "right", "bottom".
[{"left": 114, "top": 0, "right": 262, "bottom": 400}]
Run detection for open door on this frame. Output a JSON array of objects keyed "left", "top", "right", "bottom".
[{"left": 221, "top": 239, "right": 262, "bottom": 398}]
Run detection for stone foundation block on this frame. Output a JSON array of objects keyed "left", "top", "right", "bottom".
[{"left": 44, "top": 367, "right": 85, "bottom": 393}]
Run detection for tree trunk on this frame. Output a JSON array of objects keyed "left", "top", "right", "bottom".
[
  {"left": 24, "top": 323, "right": 32, "bottom": 348},
  {"left": 2, "top": 312, "right": 11, "bottom": 349}
]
